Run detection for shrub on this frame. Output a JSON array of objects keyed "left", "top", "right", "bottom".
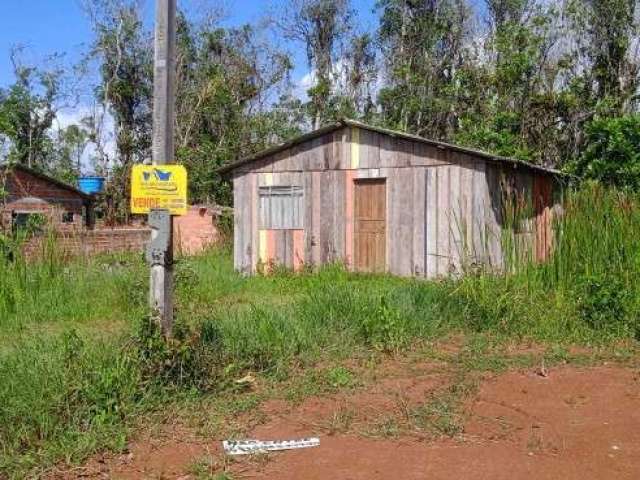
[
  {"left": 575, "top": 273, "right": 636, "bottom": 334},
  {"left": 569, "top": 114, "right": 640, "bottom": 190},
  {"left": 135, "top": 316, "right": 225, "bottom": 392}
]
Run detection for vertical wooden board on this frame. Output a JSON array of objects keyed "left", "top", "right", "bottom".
[
  {"left": 386, "top": 168, "right": 398, "bottom": 274},
  {"left": 379, "top": 134, "right": 395, "bottom": 169},
  {"left": 425, "top": 168, "right": 438, "bottom": 278},
  {"left": 331, "top": 130, "right": 346, "bottom": 170},
  {"left": 264, "top": 230, "right": 276, "bottom": 271},
  {"left": 331, "top": 131, "right": 340, "bottom": 170},
  {"left": 274, "top": 230, "right": 285, "bottom": 266},
  {"left": 293, "top": 229, "right": 305, "bottom": 270},
  {"left": 387, "top": 168, "right": 409, "bottom": 275},
  {"left": 471, "top": 160, "right": 488, "bottom": 265},
  {"left": 289, "top": 144, "right": 304, "bottom": 171},
  {"left": 281, "top": 144, "right": 295, "bottom": 172},
  {"left": 353, "top": 182, "right": 361, "bottom": 271},
  {"left": 485, "top": 164, "right": 504, "bottom": 270},
  {"left": 359, "top": 128, "right": 379, "bottom": 169},
  {"left": 410, "top": 167, "right": 427, "bottom": 277},
  {"left": 333, "top": 170, "right": 346, "bottom": 261},
  {"left": 312, "top": 171, "right": 322, "bottom": 266},
  {"left": 320, "top": 170, "right": 335, "bottom": 262},
  {"left": 459, "top": 161, "right": 474, "bottom": 270},
  {"left": 344, "top": 170, "right": 355, "bottom": 269},
  {"left": 410, "top": 141, "right": 425, "bottom": 167},
  {"left": 305, "top": 136, "right": 323, "bottom": 170},
  {"left": 240, "top": 174, "right": 253, "bottom": 274},
  {"left": 285, "top": 230, "right": 295, "bottom": 269},
  {"left": 270, "top": 149, "right": 286, "bottom": 172},
  {"left": 397, "top": 139, "right": 412, "bottom": 167},
  {"left": 342, "top": 128, "right": 352, "bottom": 170},
  {"left": 397, "top": 167, "right": 414, "bottom": 276},
  {"left": 301, "top": 141, "right": 315, "bottom": 171},
  {"left": 233, "top": 174, "right": 243, "bottom": 272},
  {"left": 449, "top": 164, "right": 463, "bottom": 275},
  {"left": 436, "top": 166, "right": 451, "bottom": 276},
  {"left": 303, "top": 171, "right": 314, "bottom": 262},
  {"left": 385, "top": 168, "right": 408, "bottom": 276},
  {"left": 357, "top": 128, "right": 368, "bottom": 169},
  {"left": 250, "top": 173, "right": 259, "bottom": 273}
]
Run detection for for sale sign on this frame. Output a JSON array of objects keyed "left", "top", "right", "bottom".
[{"left": 131, "top": 164, "right": 188, "bottom": 215}]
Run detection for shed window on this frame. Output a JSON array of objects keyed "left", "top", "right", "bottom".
[
  {"left": 259, "top": 185, "right": 303, "bottom": 229},
  {"left": 62, "top": 212, "right": 74, "bottom": 223},
  {"left": 11, "top": 212, "right": 45, "bottom": 234}
]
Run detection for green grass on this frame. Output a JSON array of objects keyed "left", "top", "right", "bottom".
[{"left": 1, "top": 184, "right": 640, "bottom": 477}]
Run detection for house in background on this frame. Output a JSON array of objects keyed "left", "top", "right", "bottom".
[
  {"left": 220, "top": 119, "right": 563, "bottom": 278},
  {"left": 1, "top": 164, "right": 95, "bottom": 233}
]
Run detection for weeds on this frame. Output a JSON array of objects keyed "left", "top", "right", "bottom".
[{"left": 1, "top": 185, "right": 640, "bottom": 477}]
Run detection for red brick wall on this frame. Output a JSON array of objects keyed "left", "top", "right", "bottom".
[
  {"left": 22, "top": 206, "right": 221, "bottom": 259},
  {"left": 23, "top": 228, "right": 151, "bottom": 259},
  {"left": 174, "top": 206, "right": 219, "bottom": 255}
]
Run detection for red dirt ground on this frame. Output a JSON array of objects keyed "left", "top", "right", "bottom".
[{"left": 54, "top": 363, "right": 640, "bottom": 479}]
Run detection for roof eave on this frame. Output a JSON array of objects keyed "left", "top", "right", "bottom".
[
  {"left": 217, "top": 118, "right": 566, "bottom": 178},
  {"left": 1, "top": 163, "right": 96, "bottom": 201}
]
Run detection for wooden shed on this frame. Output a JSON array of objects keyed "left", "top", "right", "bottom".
[{"left": 219, "top": 120, "right": 563, "bottom": 278}]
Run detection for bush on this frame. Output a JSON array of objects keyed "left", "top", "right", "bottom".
[
  {"left": 575, "top": 273, "right": 636, "bottom": 334},
  {"left": 135, "top": 316, "right": 225, "bottom": 392},
  {"left": 569, "top": 114, "right": 640, "bottom": 190}
]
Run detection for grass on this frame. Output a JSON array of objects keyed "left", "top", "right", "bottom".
[{"left": 1, "top": 184, "right": 640, "bottom": 477}]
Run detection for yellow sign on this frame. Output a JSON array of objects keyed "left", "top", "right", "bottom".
[{"left": 131, "top": 164, "right": 188, "bottom": 215}]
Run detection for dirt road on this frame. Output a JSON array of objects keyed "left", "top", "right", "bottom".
[{"left": 58, "top": 363, "right": 640, "bottom": 479}]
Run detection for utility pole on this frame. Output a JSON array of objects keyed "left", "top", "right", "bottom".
[{"left": 150, "top": 0, "right": 177, "bottom": 335}]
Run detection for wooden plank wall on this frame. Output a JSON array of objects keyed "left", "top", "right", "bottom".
[{"left": 232, "top": 126, "right": 557, "bottom": 278}]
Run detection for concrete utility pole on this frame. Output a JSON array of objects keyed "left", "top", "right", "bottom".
[{"left": 150, "top": 0, "right": 177, "bottom": 335}]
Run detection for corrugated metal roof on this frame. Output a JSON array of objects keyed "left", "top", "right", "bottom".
[{"left": 217, "top": 119, "right": 565, "bottom": 177}]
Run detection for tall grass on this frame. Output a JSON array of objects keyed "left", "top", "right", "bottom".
[
  {"left": 0, "top": 233, "right": 146, "bottom": 336},
  {"left": 454, "top": 183, "right": 640, "bottom": 339},
  {"left": 1, "top": 185, "right": 639, "bottom": 477}
]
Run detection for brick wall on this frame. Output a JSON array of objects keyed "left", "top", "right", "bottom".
[
  {"left": 22, "top": 206, "right": 222, "bottom": 259},
  {"left": 23, "top": 228, "right": 151, "bottom": 259},
  {"left": 174, "top": 206, "right": 219, "bottom": 255}
]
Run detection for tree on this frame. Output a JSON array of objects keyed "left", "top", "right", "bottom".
[
  {"left": 50, "top": 124, "right": 90, "bottom": 184},
  {"left": 0, "top": 49, "right": 65, "bottom": 169},
  {"left": 83, "top": 0, "right": 153, "bottom": 221},
  {"left": 567, "top": 0, "right": 640, "bottom": 113},
  {"left": 278, "top": 0, "right": 355, "bottom": 128},
  {"left": 455, "top": 0, "right": 563, "bottom": 163},
  {"left": 376, "top": 0, "right": 474, "bottom": 138},
  {"left": 174, "top": 14, "right": 294, "bottom": 204}
]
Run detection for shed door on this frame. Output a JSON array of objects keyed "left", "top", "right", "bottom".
[{"left": 354, "top": 179, "right": 386, "bottom": 273}]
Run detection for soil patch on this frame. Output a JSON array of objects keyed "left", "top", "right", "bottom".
[{"left": 54, "top": 363, "right": 640, "bottom": 479}]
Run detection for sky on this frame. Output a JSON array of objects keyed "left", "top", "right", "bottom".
[
  {"left": 0, "top": 0, "right": 378, "bottom": 173},
  {"left": 0, "top": 0, "right": 379, "bottom": 89}
]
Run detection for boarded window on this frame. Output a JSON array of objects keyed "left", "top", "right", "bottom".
[{"left": 259, "top": 185, "right": 303, "bottom": 229}]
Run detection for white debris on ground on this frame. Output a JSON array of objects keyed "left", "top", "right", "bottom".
[{"left": 223, "top": 438, "right": 320, "bottom": 456}]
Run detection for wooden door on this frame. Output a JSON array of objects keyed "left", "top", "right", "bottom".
[{"left": 354, "top": 179, "right": 386, "bottom": 272}]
